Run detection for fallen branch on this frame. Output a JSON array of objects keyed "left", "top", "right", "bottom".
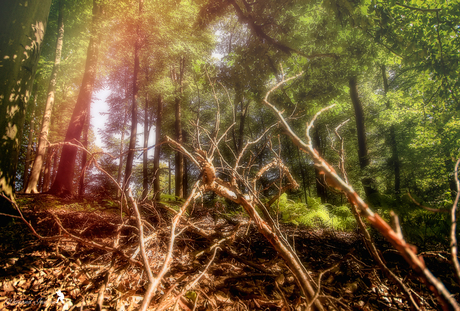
[{"left": 263, "top": 71, "right": 459, "bottom": 311}]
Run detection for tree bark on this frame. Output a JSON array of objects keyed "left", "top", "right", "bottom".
[
  {"left": 153, "top": 95, "right": 163, "bottom": 199},
  {"left": 0, "top": 0, "right": 52, "bottom": 207},
  {"left": 381, "top": 66, "right": 401, "bottom": 197},
  {"left": 49, "top": 0, "right": 101, "bottom": 196},
  {"left": 123, "top": 0, "right": 143, "bottom": 191},
  {"left": 349, "top": 76, "right": 378, "bottom": 198},
  {"left": 142, "top": 94, "right": 149, "bottom": 200},
  {"left": 26, "top": 0, "right": 64, "bottom": 193}
]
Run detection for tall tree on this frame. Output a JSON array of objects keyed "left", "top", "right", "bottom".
[
  {"left": 153, "top": 95, "right": 163, "bottom": 199},
  {"left": 0, "top": 0, "right": 52, "bottom": 209},
  {"left": 141, "top": 94, "right": 149, "bottom": 200},
  {"left": 49, "top": 0, "right": 102, "bottom": 196},
  {"left": 349, "top": 76, "right": 378, "bottom": 199},
  {"left": 123, "top": 0, "right": 144, "bottom": 191},
  {"left": 26, "top": 0, "right": 65, "bottom": 193},
  {"left": 172, "top": 57, "right": 186, "bottom": 198}
]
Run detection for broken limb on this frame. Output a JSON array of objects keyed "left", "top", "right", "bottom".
[{"left": 263, "top": 71, "right": 459, "bottom": 311}]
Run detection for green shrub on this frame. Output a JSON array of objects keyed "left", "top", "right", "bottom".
[{"left": 276, "top": 194, "right": 356, "bottom": 231}]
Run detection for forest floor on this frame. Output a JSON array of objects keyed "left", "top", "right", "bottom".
[{"left": 0, "top": 194, "right": 458, "bottom": 310}]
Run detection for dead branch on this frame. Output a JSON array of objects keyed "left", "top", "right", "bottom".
[
  {"left": 165, "top": 134, "right": 324, "bottom": 309},
  {"left": 138, "top": 181, "right": 202, "bottom": 310},
  {"left": 407, "top": 192, "right": 450, "bottom": 213},
  {"left": 263, "top": 71, "right": 459, "bottom": 311},
  {"left": 451, "top": 159, "right": 460, "bottom": 285}
]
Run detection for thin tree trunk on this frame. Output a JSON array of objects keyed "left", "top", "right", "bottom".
[
  {"left": 23, "top": 94, "right": 37, "bottom": 189},
  {"left": 168, "top": 159, "right": 171, "bottom": 195},
  {"left": 26, "top": 0, "right": 64, "bottom": 193},
  {"left": 173, "top": 57, "right": 185, "bottom": 198},
  {"left": 0, "top": 0, "right": 52, "bottom": 205},
  {"left": 381, "top": 66, "right": 401, "bottom": 197},
  {"left": 123, "top": 0, "right": 143, "bottom": 191},
  {"left": 349, "top": 76, "right": 378, "bottom": 198},
  {"left": 153, "top": 95, "right": 163, "bottom": 200},
  {"left": 117, "top": 107, "right": 128, "bottom": 196},
  {"left": 49, "top": 0, "right": 101, "bottom": 196},
  {"left": 182, "top": 130, "right": 188, "bottom": 198},
  {"left": 142, "top": 94, "right": 149, "bottom": 200},
  {"left": 78, "top": 118, "right": 90, "bottom": 197}
]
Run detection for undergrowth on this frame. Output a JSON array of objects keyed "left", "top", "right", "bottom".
[{"left": 275, "top": 194, "right": 356, "bottom": 231}]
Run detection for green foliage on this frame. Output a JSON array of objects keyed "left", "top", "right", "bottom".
[
  {"left": 160, "top": 193, "right": 182, "bottom": 202},
  {"left": 276, "top": 194, "right": 356, "bottom": 231}
]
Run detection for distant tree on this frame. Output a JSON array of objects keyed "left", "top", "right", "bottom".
[
  {"left": 123, "top": 0, "right": 144, "bottom": 191},
  {"left": 49, "top": 0, "right": 102, "bottom": 196}
]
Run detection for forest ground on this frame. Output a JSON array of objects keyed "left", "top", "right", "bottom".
[{"left": 0, "top": 194, "right": 457, "bottom": 310}]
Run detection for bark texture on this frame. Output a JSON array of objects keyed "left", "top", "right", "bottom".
[
  {"left": 49, "top": 0, "right": 101, "bottom": 196},
  {"left": 0, "top": 0, "right": 52, "bottom": 205}
]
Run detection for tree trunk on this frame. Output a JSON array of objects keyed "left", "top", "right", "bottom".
[
  {"left": 26, "top": 0, "right": 64, "bottom": 193},
  {"left": 173, "top": 57, "right": 185, "bottom": 198},
  {"left": 349, "top": 76, "right": 378, "bottom": 198},
  {"left": 0, "top": 0, "right": 52, "bottom": 208},
  {"left": 142, "top": 94, "right": 149, "bottom": 200},
  {"left": 23, "top": 94, "right": 37, "bottom": 189},
  {"left": 78, "top": 118, "right": 90, "bottom": 197},
  {"left": 123, "top": 0, "right": 143, "bottom": 191},
  {"left": 52, "top": 145, "right": 59, "bottom": 185},
  {"left": 168, "top": 159, "right": 171, "bottom": 195},
  {"left": 43, "top": 147, "right": 54, "bottom": 192},
  {"left": 231, "top": 89, "right": 248, "bottom": 155},
  {"left": 312, "top": 125, "right": 327, "bottom": 203},
  {"left": 175, "top": 96, "right": 184, "bottom": 198},
  {"left": 182, "top": 130, "right": 188, "bottom": 198},
  {"left": 381, "top": 66, "right": 401, "bottom": 198},
  {"left": 153, "top": 95, "right": 163, "bottom": 200},
  {"left": 117, "top": 107, "right": 128, "bottom": 196},
  {"left": 49, "top": 0, "right": 101, "bottom": 196}
]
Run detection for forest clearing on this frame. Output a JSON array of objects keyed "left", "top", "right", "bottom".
[{"left": 0, "top": 0, "right": 460, "bottom": 310}]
